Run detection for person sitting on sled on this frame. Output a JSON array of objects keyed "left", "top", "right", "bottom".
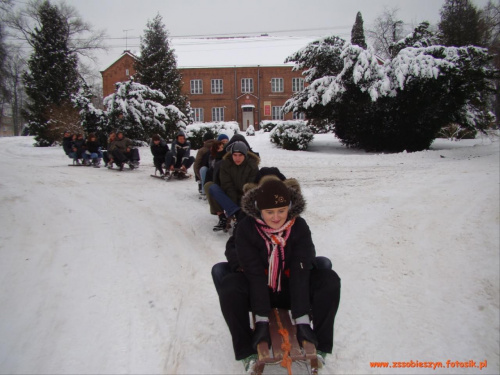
[
  {"left": 103, "top": 132, "right": 116, "bottom": 167},
  {"left": 207, "top": 140, "right": 260, "bottom": 231},
  {"left": 70, "top": 133, "right": 85, "bottom": 165},
  {"left": 62, "top": 131, "right": 75, "bottom": 159},
  {"left": 82, "top": 133, "right": 103, "bottom": 166},
  {"left": 194, "top": 132, "right": 216, "bottom": 194},
  {"left": 212, "top": 177, "right": 341, "bottom": 371},
  {"left": 165, "top": 131, "right": 195, "bottom": 176},
  {"left": 110, "top": 131, "right": 140, "bottom": 170},
  {"left": 150, "top": 134, "right": 170, "bottom": 176}
]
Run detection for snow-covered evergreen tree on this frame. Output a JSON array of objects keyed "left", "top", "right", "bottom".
[
  {"left": 72, "top": 83, "right": 109, "bottom": 146},
  {"left": 351, "top": 11, "right": 367, "bottom": 49},
  {"left": 390, "top": 22, "right": 439, "bottom": 57},
  {"left": 439, "top": 0, "right": 484, "bottom": 47},
  {"left": 103, "top": 79, "right": 187, "bottom": 143},
  {"left": 23, "top": 0, "right": 80, "bottom": 146},
  {"left": 284, "top": 25, "right": 497, "bottom": 152},
  {"left": 134, "top": 13, "right": 191, "bottom": 139}
]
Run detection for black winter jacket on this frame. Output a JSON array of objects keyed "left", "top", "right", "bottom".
[
  {"left": 229, "top": 179, "right": 315, "bottom": 319},
  {"left": 150, "top": 139, "right": 169, "bottom": 158},
  {"left": 85, "top": 140, "right": 101, "bottom": 154},
  {"left": 62, "top": 136, "right": 74, "bottom": 155}
]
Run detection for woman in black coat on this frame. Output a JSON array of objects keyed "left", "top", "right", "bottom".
[{"left": 213, "top": 176, "right": 341, "bottom": 371}]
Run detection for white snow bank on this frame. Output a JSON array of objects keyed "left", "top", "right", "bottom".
[{"left": 0, "top": 133, "right": 498, "bottom": 374}]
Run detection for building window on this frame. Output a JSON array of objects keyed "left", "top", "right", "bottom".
[
  {"left": 125, "top": 69, "right": 130, "bottom": 76},
  {"left": 272, "top": 106, "right": 284, "bottom": 120},
  {"left": 190, "top": 80, "right": 203, "bottom": 94},
  {"left": 211, "top": 79, "right": 223, "bottom": 94},
  {"left": 193, "top": 108, "right": 204, "bottom": 122},
  {"left": 293, "top": 111, "right": 305, "bottom": 120},
  {"left": 271, "top": 78, "right": 284, "bottom": 92},
  {"left": 212, "top": 107, "right": 225, "bottom": 121},
  {"left": 241, "top": 78, "right": 253, "bottom": 93},
  {"left": 292, "top": 78, "right": 304, "bottom": 92}
]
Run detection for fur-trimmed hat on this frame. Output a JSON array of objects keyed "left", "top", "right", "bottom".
[
  {"left": 241, "top": 175, "right": 305, "bottom": 219},
  {"left": 255, "top": 179, "right": 291, "bottom": 210}
]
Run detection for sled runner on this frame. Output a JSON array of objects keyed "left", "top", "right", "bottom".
[
  {"left": 165, "top": 168, "right": 191, "bottom": 180},
  {"left": 253, "top": 308, "right": 319, "bottom": 375},
  {"left": 150, "top": 168, "right": 191, "bottom": 180},
  {"left": 107, "top": 162, "right": 138, "bottom": 171}
]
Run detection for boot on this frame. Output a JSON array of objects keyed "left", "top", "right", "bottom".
[{"left": 213, "top": 214, "right": 227, "bottom": 232}]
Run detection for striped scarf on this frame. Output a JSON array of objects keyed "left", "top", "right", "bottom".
[{"left": 255, "top": 218, "right": 296, "bottom": 292}]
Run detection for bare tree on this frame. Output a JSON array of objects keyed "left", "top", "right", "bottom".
[
  {"left": 367, "top": 7, "right": 407, "bottom": 59},
  {"left": 4, "top": 0, "right": 107, "bottom": 62},
  {"left": 5, "top": 46, "right": 26, "bottom": 135}
]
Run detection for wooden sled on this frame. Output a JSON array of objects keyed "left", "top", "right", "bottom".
[{"left": 253, "top": 308, "right": 319, "bottom": 375}]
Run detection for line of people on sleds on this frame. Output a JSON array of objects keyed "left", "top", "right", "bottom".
[
  {"left": 63, "top": 130, "right": 140, "bottom": 170},
  {"left": 150, "top": 129, "right": 342, "bottom": 370},
  {"left": 179, "top": 132, "right": 343, "bottom": 371},
  {"left": 151, "top": 130, "right": 260, "bottom": 232}
]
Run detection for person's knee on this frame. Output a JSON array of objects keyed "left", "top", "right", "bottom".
[{"left": 315, "top": 256, "right": 332, "bottom": 270}]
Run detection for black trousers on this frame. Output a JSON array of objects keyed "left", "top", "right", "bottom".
[
  {"left": 153, "top": 156, "right": 165, "bottom": 173},
  {"left": 112, "top": 148, "right": 140, "bottom": 164},
  {"left": 215, "top": 266, "right": 341, "bottom": 360},
  {"left": 165, "top": 151, "right": 195, "bottom": 169}
]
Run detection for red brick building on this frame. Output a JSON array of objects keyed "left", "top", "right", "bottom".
[
  {"left": 101, "top": 51, "right": 136, "bottom": 99},
  {"left": 101, "top": 51, "right": 306, "bottom": 131}
]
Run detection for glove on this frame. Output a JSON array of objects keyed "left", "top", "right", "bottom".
[
  {"left": 252, "top": 322, "right": 271, "bottom": 350},
  {"left": 296, "top": 324, "right": 318, "bottom": 347}
]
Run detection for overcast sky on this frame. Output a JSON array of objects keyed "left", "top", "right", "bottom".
[{"left": 12, "top": 0, "right": 492, "bottom": 75}]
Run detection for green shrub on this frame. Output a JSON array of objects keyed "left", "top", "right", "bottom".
[{"left": 270, "top": 121, "right": 314, "bottom": 150}]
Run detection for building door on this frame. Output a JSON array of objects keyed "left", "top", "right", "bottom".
[{"left": 242, "top": 106, "right": 254, "bottom": 130}]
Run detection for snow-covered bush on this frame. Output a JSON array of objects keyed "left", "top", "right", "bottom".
[
  {"left": 103, "top": 79, "right": 188, "bottom": 143},
  {"left": 246, "top": 125, "right": 255, "bottom": 136},
  {"left": 283, "top": 23, "right": 497, "bottom": 152},
  {"left": 270, "top": 121, "right": 314, "bottom": 150},
  {"left": 438, "top": 123, "right": 477, "bottom": 140},
  {"left": 308, "top": 118, "right": 335, "bottom": 134},
  {"left": 260, "top": 121, "right": 278, "bottom": 132},
  {"left": 185, "top": 121, "right": 239, "bottom": 149}
]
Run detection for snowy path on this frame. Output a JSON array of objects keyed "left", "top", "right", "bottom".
[{"left": 0, "top": 134, "right": 498, "bottom": 374}]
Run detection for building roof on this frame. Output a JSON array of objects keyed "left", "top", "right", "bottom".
[
  {"left": 99, "top": 36, "right": 320, "bottom": 71},
  {"left": 100, "top": 50, "right": 137, "bottom": 73}
]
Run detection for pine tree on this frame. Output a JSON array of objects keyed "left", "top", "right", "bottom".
[
  {"left": 351, "top": 11, "right": 367, "bottom": 49},
  {"left": 23, "top": 0, "right": 80, "bottom": 146},
  {"left": 439, "top": 0, "right": 483, "bottom": 47},
  {"left": 390, "top": 22, "right": 439, "bottom": 57},
  {"left": 284, "top": 31, "right": 497, "bottom": 152},
  {"left": 103, "top": 79, "right": 187, "bottom": 143},
  {"left": 134, "top": 13, "right": 190, "bottom": 139}
]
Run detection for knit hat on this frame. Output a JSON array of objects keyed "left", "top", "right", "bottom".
[
  {"left": 255, "top": 179, "right": 291, "bottom": 210},
  {"left": 217, "top": 133, "right": 229, "bottom": 142},
  {"left": 203, "top": 132, "right": 213, "bottom": 141},
  {"left": 231, "top": 141, "right": 248, "bottom": 156}
]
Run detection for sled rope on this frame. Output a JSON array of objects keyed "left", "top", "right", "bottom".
[{"left": 274, "top": 309, "right": 293, "bottom": 375}]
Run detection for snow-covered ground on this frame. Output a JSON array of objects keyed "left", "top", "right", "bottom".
[{"left": 0, "top": 132, "right": 498, "bottom": 374}]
